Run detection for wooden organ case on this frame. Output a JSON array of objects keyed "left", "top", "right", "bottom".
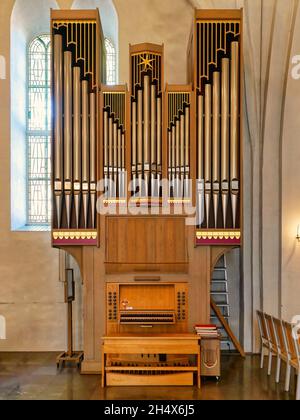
[{"left": 51, "top": 9, "right": 243, "bottom": 386}]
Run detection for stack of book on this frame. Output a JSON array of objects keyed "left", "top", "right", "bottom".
[{"left": 194, "top": 324, "right": 219, "bottom": 338}]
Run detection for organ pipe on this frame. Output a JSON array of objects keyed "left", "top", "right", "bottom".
[
  {"left": 157, "top": 97, "right": 162, "bottom": 167},
  {"left": 180, "top": 114, "right": 185, "bottom": 198},
  {"left": 54, "top": 35, "right": 63, "bottom": 184},
  {"left": 90, "top": 93, "right": 96, "bottom": 184},
  {"left": 64, "top": 51, "right": 72, "bottom": 229},
  {"left": 212, "top": 72, "right": 220, "bottom": 228},
  {"left": 90, "top": 92, "right": 96, "bottom": 228},
  {"left": 104, "top": 111, "right": 109, "bottom": 181},
  {"left": 113, "top": 122, "right": 118, "bottom": 197},
  {"left": 221, "top": 58, "right": 230, "bottom": 228},
  {"left": 171, "top": 126, "right": 176, "bottom": 195},
  {"left": 185, "top": 106, "right": 190, "bottom": 198},
  {"left": 175, "top": 119, "right": 180, "bottom": 197},
  {"left": 52, "top": 14, "right": 101, "bottom": 235},
  {"left": 230, "top": 42, "right": 239, "bottom": 228},
  {"left": 53, "top": 34, "right": 63, "bottom": 228},
  {"left": 137, "top": 89, "right": 143, "bottom": 174},
  {"left": 73, "top": 67, "right": 81, "bottom": 184},
  {"left": 197, "top": 95, "right": 204, "bottom": 181},
  {"left": 151, "top": 85, "right": 156, "bottom": 166},
  {"left": 73, "top": 66, "right": 81, "bottom": 228},
  {"left": 132, "top": 100, "right": 137, "bottom": 188},
  {"left": 82, "top": 81, "right": 89, "bottom": 184},
  {"left": 204, "top": 84, "right": 212, "bottom": 227},
  {"left": 82, "top": 80, "right": 89, "bottom": 228},
  {"left": 64, "top": 52, "right": 72, "bottom": 183}
]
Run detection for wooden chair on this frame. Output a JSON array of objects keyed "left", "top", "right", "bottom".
[
  {"left": 282, "top": 321, "right": 300, "bottom": 399},
  {"left": 272, "top": 317, "right": 289, "bottom": 385},
  {"left": 264, "top": 314, "right": 279, "bottom": 377},
  {"left": 257, "top": 310, "right": 271, "bottom": 370}
]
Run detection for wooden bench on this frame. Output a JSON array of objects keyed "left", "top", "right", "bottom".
[{"left": 102, "top": 334, "right": 201, "bottom": 388}]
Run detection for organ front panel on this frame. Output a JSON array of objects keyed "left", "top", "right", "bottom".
[
  {"left": 106, "top": 283, "right": 189, "bottom": 335},
  {"left": 51, "top": 10, "right": 105, "bottom": 246}
]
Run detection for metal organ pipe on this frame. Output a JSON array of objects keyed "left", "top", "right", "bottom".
[
  {"left": 53, "top": 34, "right": 63, "bottom": 228},
  {"left": 221, "top": 58, "right": 230, "bottom": 228},
  {"left": 82, "top": 80, "right": 89, "bottom": 228},
  {"left": 73, "top": 68, "right": 81, "bottom": 183},
  {"left": 157, "top": 97, "right": 162, "bottom": 168},
  {"left": 118, "top": 128, "right": 122, "bottom": 197},
  {"left": 90, "top": 92, "right": 96, "bottom": 228},
  {"left": 104, "top": 110, "right": 109, "bottom": 190},
  {"left": 212, "top": 72, "right": 220, "bottom": 228},
  {"left": 230, "top": 42, "right": 239, "bottom": 228},
  {"left": 157, "top": 96, "right": 162, "bottom": 197},
  {"left": 180, "top": 113, "right": 185, "bottom": 198},
  {"left": 121, "top": 132, "right": 125, "bottom": 197},
  {"left": 144, "top": 76, "right": 150, "bottom": 195},
  {"left": 204, "top": 84, "right": 212, "bottom": 227},
  {"left": 197, "top": 94, "right": 204, "bottom": 226},
  {"left": 63, "top": 51, "right": 73, "bottom": 229},
  {"left": 168, "top": 130, "right": 172, "bottom": 191},
  {"left": 132, "top": 100, "right": 137, "bottom": 192},
  {"left": 137, "top": 89, "right": 143, "bottom": 196},
  {"left": 113, "top": 122, "right": 118, "bottom": 197},
  {"left": 90, "top": 93, "right": 96, "bottom": 184},
  {"left": 185, "top": 106, "right": 190, "bottom": 198},
  {"left": 73, "top": 66, "right": 81, "bottom": 228},
  {"left": 171, "top": 125, "right": 176, "bottom": 197},
  {"left": 175, "top": 119, "right": 180, "bottom": 197},
  {"left": 151, "top": 84, "right": 156, "bottom": 196}
]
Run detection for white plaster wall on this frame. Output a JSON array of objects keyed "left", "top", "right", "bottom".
[
  {"left": 114, "top": 0, "right": 194, "bottom": 85},
  {"left": 1, "top": 0, "right": 69, "bottom": 352},
  {"left": 281, "top": 3, "right": 300, "bottom": 322}
]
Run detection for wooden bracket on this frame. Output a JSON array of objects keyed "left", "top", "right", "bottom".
[{"left": 211, "top": 298, "right": 245, "bottom": 358}]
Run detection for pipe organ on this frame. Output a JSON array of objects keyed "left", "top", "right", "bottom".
[
  {"left": 102, "top": 89, "right": 127, "bottom": 199},
  {"left": 52, "top": 10, "right": 104, "bottom": 246},
  {"left": 167, "top": 89, "right": 192, "bottom": 200},
  {"left": 51, "top": 9, "right": 243, "bottom": 380},
  {"left": 191, "top": 11, "right": 242, "bottom": 245},
  {"left": 130, "top": 46, "right": 163, "bottom": 199}
]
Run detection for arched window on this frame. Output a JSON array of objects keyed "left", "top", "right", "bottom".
[
  {"left": 27, "top": 35, "right": 51, "bottom": 225},
  {"left": 105, "top": 38, "right": 117, "bottom": 85}
]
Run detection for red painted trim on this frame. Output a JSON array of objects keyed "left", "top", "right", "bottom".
[
  {"left": 196, "top": 238, "right": 241, "bottom": 246},
  {"left": 53, "top": 239, "right": 98, "bottom": 246}
]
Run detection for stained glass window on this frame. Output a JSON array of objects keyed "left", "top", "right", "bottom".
[
  {"left": 27, "top": 35, "right": 51, "bottom": 225},
  {"left": 105, "top": 38, "right": 117, "bottom": 85}
]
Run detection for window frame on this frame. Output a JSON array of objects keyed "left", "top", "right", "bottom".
[
  {"left": 26, "top": 34, "right": 52, "bottom": 227},
  {"left": 105, "top": 38, "right": 117, "bottom": 85}
]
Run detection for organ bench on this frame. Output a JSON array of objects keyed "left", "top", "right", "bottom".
[{"left": 102, "top": 334, "right": 201, "bottom": 388}]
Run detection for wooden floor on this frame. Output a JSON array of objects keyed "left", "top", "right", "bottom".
[{"left": 0, "top": 353, "right": 295, "bottom": 400}]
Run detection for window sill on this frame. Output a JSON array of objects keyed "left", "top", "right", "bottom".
[{"left": 14, "top": 225, "right": 51, "bottom": 232}]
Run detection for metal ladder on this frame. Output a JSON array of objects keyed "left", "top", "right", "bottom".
[{"left": 210, "top": 255, "right": 232, "bottom": 350}]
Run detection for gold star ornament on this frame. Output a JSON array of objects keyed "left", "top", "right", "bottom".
[{"left": 138, "top": 54, "right": 154, "bottom": 71}]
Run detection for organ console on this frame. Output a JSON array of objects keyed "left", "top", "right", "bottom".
[{"left": 51, "top": 8, "right": 243, "bottom": 385}]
